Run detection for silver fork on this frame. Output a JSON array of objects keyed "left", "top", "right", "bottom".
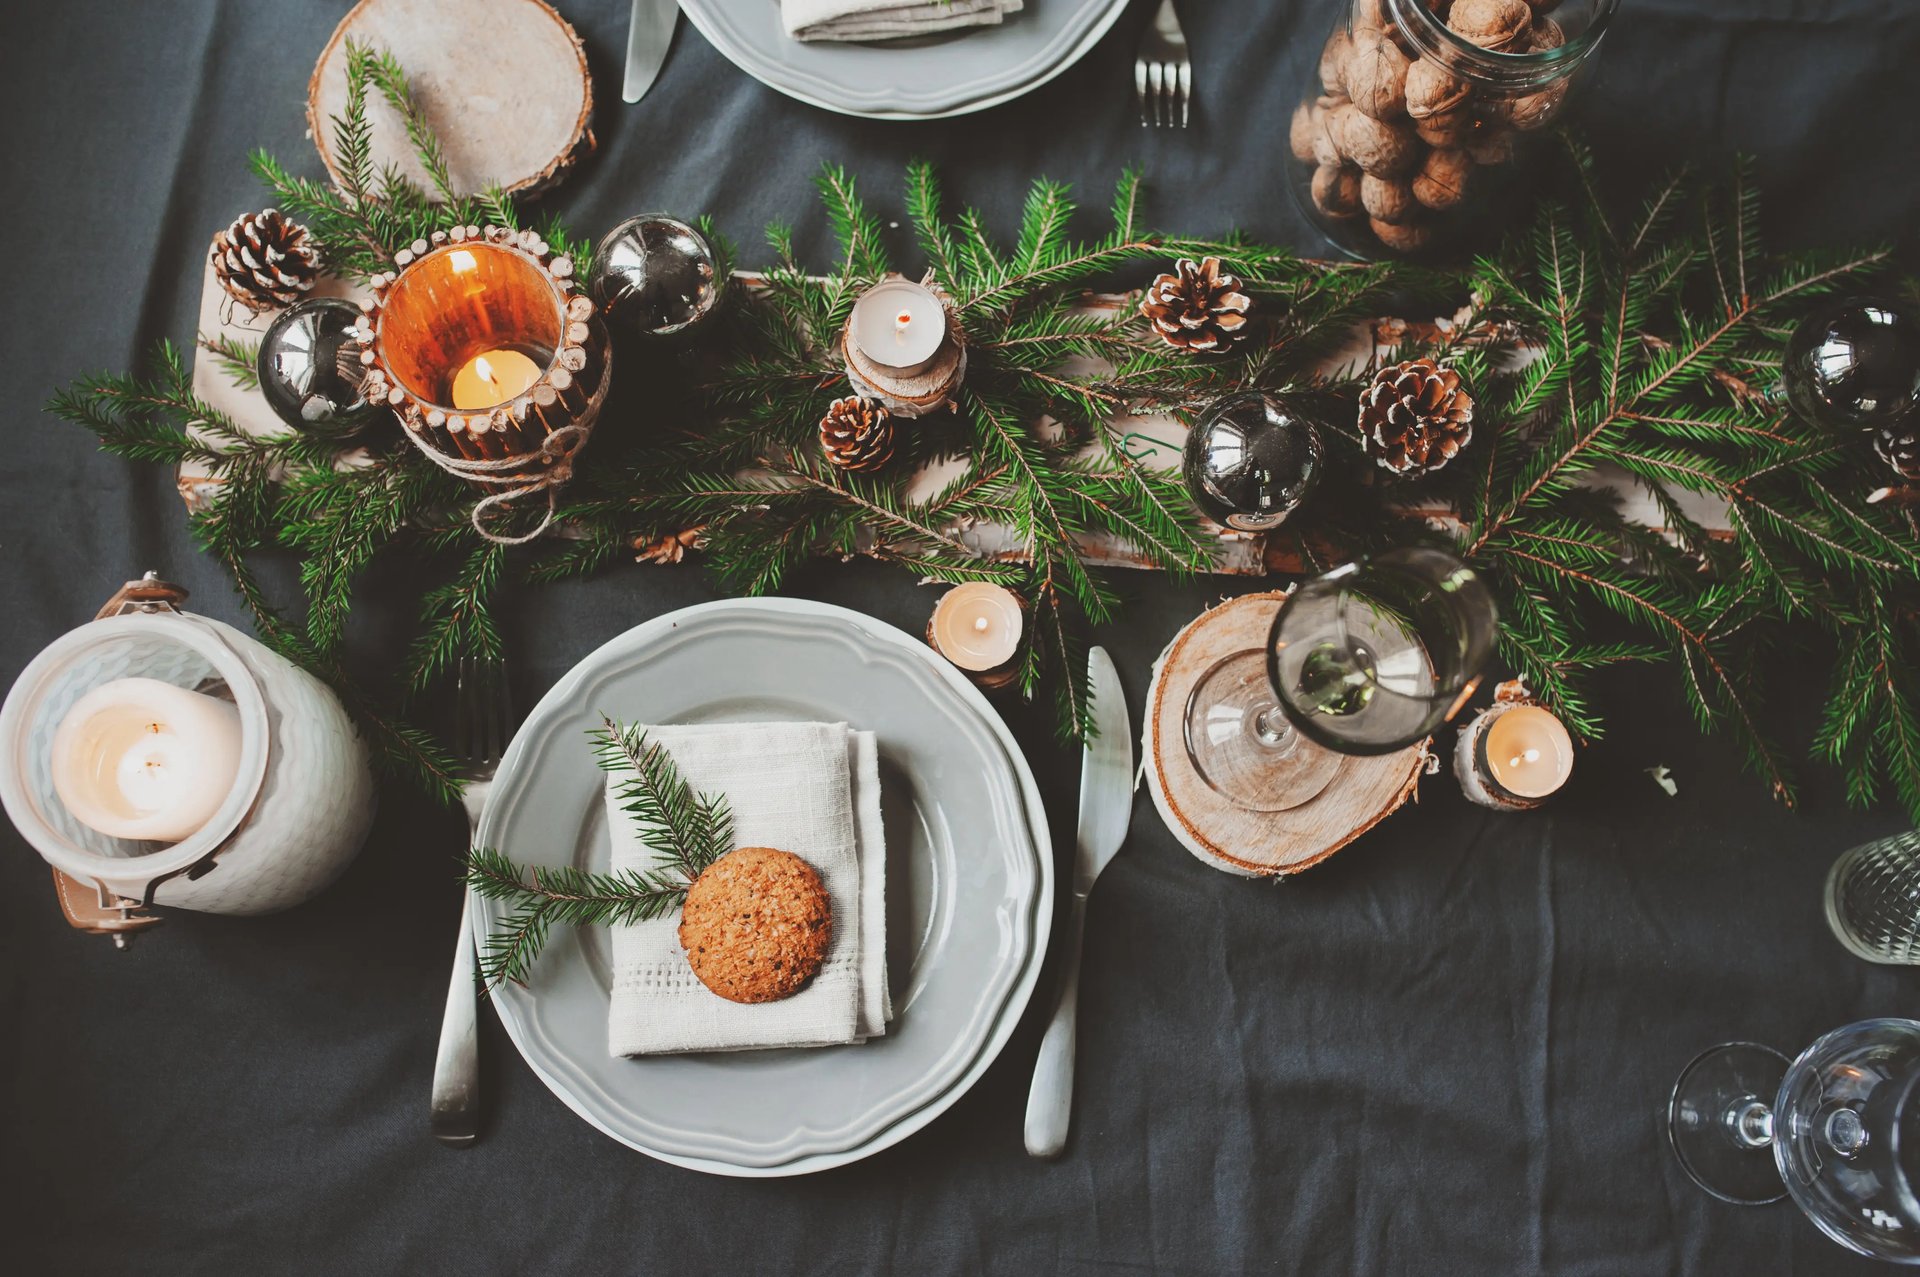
[
  {"left": 1135, "top": 0, "right": 1191, "bottom": 128},
  {"left": 430, "top": 657, "right": 512, "bottom": 1148}
]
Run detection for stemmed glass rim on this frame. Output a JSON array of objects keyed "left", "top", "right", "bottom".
[{"left": 1266, "top": 546, "right": 1491, "bottom": 711}]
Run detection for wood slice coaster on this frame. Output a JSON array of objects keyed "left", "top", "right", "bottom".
[
  {"left": 308, "top": 0, "right": 594, "bottom": 200},
  {"left": 1144, "top": 592, "right": 1429, "bottom": 877}
]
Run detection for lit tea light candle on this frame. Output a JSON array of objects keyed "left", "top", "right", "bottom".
[
  {"left": 50, "top": 677, "right": 244, "bottom": 843},
  {"left": 1484, "top": 704, "right": 1574, "bottom": 800},
  {"left": 929, "top": 583, "right": 1024, "bottom": 673},
  {"left": 849, "top": 279, "right": 946, "bottom": 373},
  {"left": 449, "top": 348, "right": 544, "bottom": 411}
]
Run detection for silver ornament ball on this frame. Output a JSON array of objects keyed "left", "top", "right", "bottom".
[
  {"left": 590, "top": 214, "right": 723, "bottom": 337},
  {"left": 256, "top": 297, "right": 379, "bottom": 434}
]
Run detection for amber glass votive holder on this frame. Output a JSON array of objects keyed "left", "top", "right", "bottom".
[{"left": 357, "top": 227, "right": 609, "bottom": 462}]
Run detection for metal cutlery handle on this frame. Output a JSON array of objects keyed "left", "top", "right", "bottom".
[
  {"left": 1023, "top": 893, "right": 1090, "bottom": 1159},
  {"left": 430, "top": 888, "right": 480, "bottom": 1147}
]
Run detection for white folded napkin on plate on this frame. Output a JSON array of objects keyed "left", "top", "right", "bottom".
[
  {"left": 607, "top": 721, "right": 889, "bottom": 1056},
  {"left": 783, "top": 0, "right": 1024, "bottom": 43}
]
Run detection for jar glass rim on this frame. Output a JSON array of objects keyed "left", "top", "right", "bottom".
[{"left": 1385, "top": 0, "right": 1620, "bottom": 86}]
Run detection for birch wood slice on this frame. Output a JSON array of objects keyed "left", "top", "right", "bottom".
[
  {"left": 307, "top": 0, "right": 594, "bottom": 200},
  {"left": 1144, "top": 592, "right": 1428, "bottom": 877}
]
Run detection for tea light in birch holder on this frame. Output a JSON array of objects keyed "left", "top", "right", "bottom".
[
  {"left": 927, "top": 583, "right": 1025, "bottom": 690},
  {"left": 843, "top": 273, "right": 967, "bottom": 418},
  {"left": 1453, "top": 680, "right": 1574, "bottom": 811},
  {"left": 50, "top": 677, "right": 243, "bottom": 843},
  {"left": 354, "top": 227, "right": 610, "bottom": 480}
]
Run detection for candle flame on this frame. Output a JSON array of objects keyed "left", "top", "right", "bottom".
[
  {"left": 474, "top": 355, "right": 496, "bottom": 387},
  {"left": 896, "top": 311, "right": 913, "bottom": 326},
  {"left": 972, "top": 616, "right": 989, "bottom": 632},
  {"left": 449, "top": 249, "right": 478, "bottom": 274}
]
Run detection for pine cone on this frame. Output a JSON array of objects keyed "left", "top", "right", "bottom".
[
  {"left": 1140, "top": 257, "right": 1252, "bottom": 354},
  {"left": 1874, "top": 418, "right": 1920, "bottom": 481},
  {"left": 819, "top": 396, "right": 896, "bottom": 473},
  {"left": 1359, "top": 358, "right": 1475, "bottom": 475},
  {"left": 633, "top": 526, "right": 705, "bottom": 565},
  {"left": 210, "top": 208, "right": 321, "bottom": 312}
]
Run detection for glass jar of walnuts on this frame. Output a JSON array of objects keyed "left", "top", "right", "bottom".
[{"left": 1288, "top": 0, "right": 1618, "bottom": 258}]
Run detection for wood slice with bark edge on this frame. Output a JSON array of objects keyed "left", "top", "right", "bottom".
[
  {"left": 307, "top": 0, "right": 594, "bottom": 201},
  {"left": 1144, "top": 592, "right": 1428, "bottom": 877}
]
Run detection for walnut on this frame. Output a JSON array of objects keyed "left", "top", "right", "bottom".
[
  {"left": 1371, "top": 217, "right": 1434, "bottom": 253},
  {"left": 1311, "top": 165, "right": 1365, "bottom": 220},
  {"left": 1500, "top": 81, "right": 1568, "bottom": 130},
  {"left": 1311, "top": 102, "right": 1345, "bottom": 167},
  {"left": 1346, "top": 27, "right": 1411, "bottom": 119},
  {"left": 1414, "top": 104, "right": 1473, "bottom": 147},
  {"left": 1290, "top": 102, "right": 1319, "bottom": 163},
  {"left": 1333, "top": 106, "right": 1423, "bottom": 177},
  {"left": 1320, "top": 29, "right": 1352, "bottom": 96},
  {"left": 1292, "top": 101, "right": 1344, "bottom": 167},
  {"left": 1411, "top": 148, "right": 1473, "bottom": 209},
  {"left": 1447, "top": 0, "right": 1531, "bottom": 51},
  {"left": 1405, "top": 57, "right": 1471, "bottom": 119},
  {"left": 1529, "top": 16, "right": 1564, "bottom": 49},
  {"left": 1361, "top": 174, "right": 1418, "bottom": 224}
]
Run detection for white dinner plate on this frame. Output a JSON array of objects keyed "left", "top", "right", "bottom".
[
  {"left": 678, "top": 0, "right": 1132, "bottom": 120},
  {"left": 475, "top": 598, "right": 1053, "bottom": 1175}
]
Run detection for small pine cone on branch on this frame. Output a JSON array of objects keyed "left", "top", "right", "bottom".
[
  {"left": 819, "top": 396, "right": 897, "bottom": 473},
  {"left": 1140, "top": 256, "right": 1252, "bottom": 354},
  {"left": 633, "top": 526, "right": 705, "bottom": 565},
  {"left": 1359, "top": 358, "right": 1475, "bottom": 476},
  {"left": 210, "top": 208, "right": 322, "bottom": 312},
  {"left": 1874, "top": 418, "right": 1920, "bottom": 481}
]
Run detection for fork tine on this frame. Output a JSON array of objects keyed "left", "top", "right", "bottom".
[
  {"left": 487, "top": 661, "right": 511, "bottom": 765},
  {"left": 453, "top": 657, "right": 474, "bottom": 763},
  {"left": 1179, "top": 61, "right": 1191, "bottom": 128},
  {"left": 1135, "top": 59, "right": 1150, "bottom": 126},
  {"left": 1150, "top": 61, "right": 1166, "bottom": 127}
]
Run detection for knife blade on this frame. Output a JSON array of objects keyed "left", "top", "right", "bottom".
[
  {"left": 1024, "top": 646, "right": 1133, "bottom": 1159},
  {"left": 622, "top": 0, "right": 680, "bottom": 105}
]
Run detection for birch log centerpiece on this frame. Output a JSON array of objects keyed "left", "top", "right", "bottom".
[
  {"left": 307, "top": 0, "right": 594, "bottom": 199},
  {"left": 1144, "top": 592, "right": 1429, "bottom": 876}
]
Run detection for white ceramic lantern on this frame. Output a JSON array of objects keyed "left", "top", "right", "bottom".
[{"left": 0, "top": 575, "right": 376, "bottom": 943}]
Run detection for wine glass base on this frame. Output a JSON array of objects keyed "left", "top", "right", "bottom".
[
  {"left": 1667, "top": 1042, "right": 1790, "bottom": 1206},
  {"left": 1183, "top": 650, "right": 1342, "bottom": 812}
]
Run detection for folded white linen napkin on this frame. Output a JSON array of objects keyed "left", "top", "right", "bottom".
[
  {"left": 607, "top": 721, "right": 889, "bottom": 1056},
  {"left": 783, "top": 0, "right": 1024, "bottom": 44}
]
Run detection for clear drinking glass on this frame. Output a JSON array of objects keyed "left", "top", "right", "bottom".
[
  {"left": 1667, "top": 1019, "right": 1920, "bottom": 1263},
  {"left": 1827, "top": 832, "right": 1920, "bottom": 964},
  {"left": 1183, "top": 546, "right": 1497, "bottom": 811}
]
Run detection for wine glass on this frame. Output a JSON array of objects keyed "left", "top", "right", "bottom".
[
  {"left": 1184, "top": 546, "right": 1497, "bottom": 812},
  {"left": 1668, "top": 1019, "right": 1920, "bottom": 1263}
]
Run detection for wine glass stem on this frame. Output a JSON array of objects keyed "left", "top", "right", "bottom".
[
  {"left": 1252, "top": 705, "right": 1297, "bottom": 754},
  {"left": 1730, "top": 1099, "right": 1775, "bottom": 1149}
]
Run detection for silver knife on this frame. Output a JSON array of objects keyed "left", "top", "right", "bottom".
[
  {"left": 622, "top": 0, "right": 680, "bottom": 104},
  {"left": 1024, "top": 646, "right": 1133, "bottom": 1159}
]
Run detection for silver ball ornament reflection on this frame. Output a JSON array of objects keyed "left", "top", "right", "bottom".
[
  {"left": 1182, "top": 391, "right": 1326, "bottom": 531},
  {"left": 1782, "top": 296, "right": 1920, "bottom": 434},
  {"left": 256, "top": 297, "right": 378, "bottom": 433},
  {"left": 590, "top": 214, "right": 722, "bottom": 337}
]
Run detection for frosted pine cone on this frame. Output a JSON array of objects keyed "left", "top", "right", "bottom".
[
  {"left": 209, "top": 208, "right": 322, "bottom": 313},
  {"left": 1358, "top": 358, "right": 1475, "bottom": 475},
  {"left": 1140, "top": 257, "right": 1252, "bottom": 354}
]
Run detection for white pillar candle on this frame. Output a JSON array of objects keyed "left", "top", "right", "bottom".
[
  {"left": 1484, "top": 704, "right": 1574, "bottom": 800},
  {"left": 930, "top": 583, "right": 1024, "bottom": 672},
  {"left": 849, "top": 279, "right": 947, "bottom": 372},
  {"left": 51, "top": 677, "right": 244, "bottom": 843}
]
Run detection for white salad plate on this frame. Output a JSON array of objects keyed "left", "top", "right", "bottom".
[
  {"left": 678, "top": 0, "right": 1132, "bottom": 120},
  {"left": 475, "top": 598, "right": 1053, "bottom": 1175}
]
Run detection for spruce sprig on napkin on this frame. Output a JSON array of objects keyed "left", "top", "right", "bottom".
[{"left": 465, "top": 716, "right": 733, "bottom": 989}]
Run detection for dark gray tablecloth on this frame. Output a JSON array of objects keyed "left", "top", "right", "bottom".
[{"left": 5, "top": 2, "right": 1919, "bottom": 1272}]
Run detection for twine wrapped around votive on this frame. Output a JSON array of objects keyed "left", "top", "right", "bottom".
[{"left": 353, "top": 225, "right": 612, "bottom": 543}]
